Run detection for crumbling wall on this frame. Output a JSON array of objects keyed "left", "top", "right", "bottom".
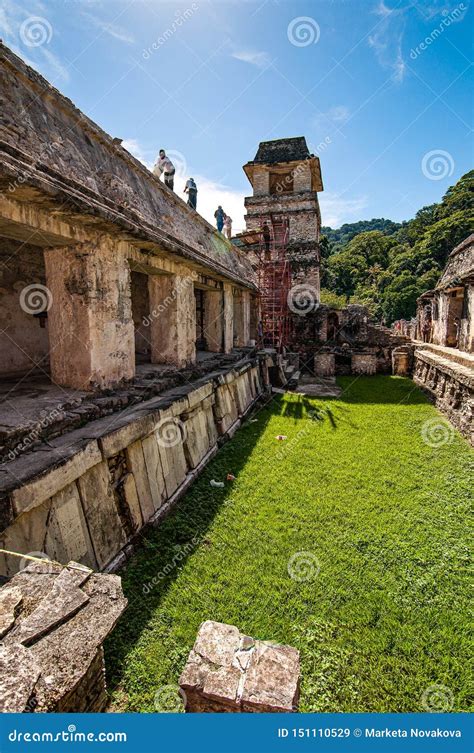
[
  {"left": 0, "top": 561, "right": 127, "bottom": 712},
  {"left": 0, "top": 357, "right": 270, "bottom": 577}
]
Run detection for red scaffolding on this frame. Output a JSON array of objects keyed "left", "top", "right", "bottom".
[{"left": 257, "top": 217, "right": 292, "bottom": 350}]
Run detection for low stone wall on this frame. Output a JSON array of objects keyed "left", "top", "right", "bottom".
[
  {"left": 413, "top": 347, "right": 473, "bottom": 443},
  {"left": 0, "top": 357, "right": 270, "bottom": 577}
]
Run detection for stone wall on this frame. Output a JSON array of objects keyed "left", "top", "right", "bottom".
[
  {"left": 0, "top": 561, "right": 127, "bottom": 712},
  {"left": 0, "top": 356, "right": 270, "bottom": 577},
  {"left": 413, "top": 345, "right": 473, "bottom": 443}
]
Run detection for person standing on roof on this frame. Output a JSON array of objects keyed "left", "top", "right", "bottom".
[
  {"left": 223, "top": 214, "right": 232, "bottom": 239},
  {"left": 214, "top": 205, "right": 225, "bottom": 233},
  {"left": 153, "top": 149, "right": 175, "bottom": 190},
  {"left": 184, "top": 178, "right": 198, "bottom": 209}
]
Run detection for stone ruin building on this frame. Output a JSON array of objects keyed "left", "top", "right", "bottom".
[
  {"left": 401, "top": 234, "right": 473, "bottom": 441},
  {"left": 0, "top": 39, "right": 472, "bottom": 712}
]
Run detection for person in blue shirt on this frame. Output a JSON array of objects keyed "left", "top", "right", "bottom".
[{"left": 214, "top": 205, "right": 225, "bottom": 232}]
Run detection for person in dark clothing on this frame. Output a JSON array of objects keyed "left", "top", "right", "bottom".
[
  {"left": 262, "top": 221, "right": 271, "bottom": 259},
  {"left": 214, "top": 205, "right": 225, "bottom": 232},
  {"left": 184, "top": 178, "right": 197, "bottom": 209}
]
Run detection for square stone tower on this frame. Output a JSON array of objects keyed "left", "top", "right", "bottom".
[{"left": 243, "top": 137, "right": 324, "bottom": 297}]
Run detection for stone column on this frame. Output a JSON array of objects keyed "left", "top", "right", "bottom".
[
  {"left": 44, "top": 239, "right": 134, "bottom": 390},
  {"left": 148, "top": 272, "right": 196, "bottom": 367},
  {"left": 223, "top": 283, "right": 234, "bottom": 354},
  {"left": 204, "top": 290, "right": 223, "bottom": 353},
  {"left": 233, "top": 290, "right": 251, "bottom": 347}
]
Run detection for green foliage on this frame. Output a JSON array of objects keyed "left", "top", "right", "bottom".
[
  {"left": 105, "top": 379, "right": 473, "bottom": 712},
  {"left": 322, "top": 171, "right": 474, "bottom": 323}
]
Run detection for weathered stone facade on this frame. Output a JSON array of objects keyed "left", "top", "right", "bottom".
[
  {"left": 179, "top": 620, "right": 300, "bottom": 713},
  {"left": 408, "top": 236, "right": 474, "bottom": 443},
  {"left": 0, "top": 355, "right": 271, "bottom": 577},
  {"left": 242, "top": 137, "right": 323, "bottom": 295},
  {"left": 0, "top": 561, "right": 126, "bottom": 712},
  {"left": 291, "top": 304, "right": 408, "bottom": 375},
  {"left": 415, "top": 235, "right": 474, "bottom": 352},
  {"left": 0, "top": 42, "right": 257, "bottom": 390}
]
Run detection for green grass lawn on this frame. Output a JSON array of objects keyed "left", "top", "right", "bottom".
[{"left": 105, "top": 376, "right": 473, "bottom": 713}]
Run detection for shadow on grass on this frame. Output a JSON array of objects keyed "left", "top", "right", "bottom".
[
  {"left": 105, "top": 397, "right": 276, "bottom": 693},
  {"left": 105, "top": 376, "right": 428, "bottom": 694}
]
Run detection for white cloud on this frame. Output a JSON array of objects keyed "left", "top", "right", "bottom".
[
  {"left": 231, "top": 49, "right": 270, "bottom": 68},
  {"left": 121, "top": 138, "right": 247, "bottom": 232},
  {"left": 122, "top": 138, "right": 154, "bottom": 170},
  {"left": 369, "top": 2, "right": 408, "bottom": 83},
  {"left": 190, "top": 176, "right": 246, "bottom": 233},
  {"left": 81, "top": 12, "right": 135, "bottom": 44},
  {"left": 319, "top": 193, "right": 369, "bottom": 228},
  {"left": 40, "top": 47, "right": 70, "bottom": 82}
]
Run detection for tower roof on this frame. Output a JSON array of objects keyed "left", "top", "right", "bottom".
[
  {"left": 252, "top": 137, "right": 310, "bottom": 164},
  {"left": 243, "top": 136, "right": 323, "bottom": 192}
]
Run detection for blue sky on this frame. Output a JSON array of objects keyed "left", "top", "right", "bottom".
[{"left": 2, "top": 0, "right": 472, "bottom": 230}]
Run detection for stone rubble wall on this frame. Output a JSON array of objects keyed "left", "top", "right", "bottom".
[
  {"left": 0, "top": 357, "right": 271, "bottom": 577},
  {"left": 0, "top": 561, "right": 127, "bottom": 712},
  {"left": 413, "top": 347, "right": 473, "bottom": 443}
]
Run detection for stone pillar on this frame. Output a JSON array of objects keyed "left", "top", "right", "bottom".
[
  {"left": 204, "top": 290, "right": 223, "bottom": 353},
  {"left": 223, "top": 283, "right": 234, "bottom": 354},
  {"left": 44, "top": 240, "right": 134, "bottom": 390},
  {"left": 233, "top": 289, "right": 251, "bottom": 347},
  {"left": 148, "top": 272, "right": 196, "bottom": 367},
  {"left": 180, "top": 620, "right": 300, "bottom": 713}
]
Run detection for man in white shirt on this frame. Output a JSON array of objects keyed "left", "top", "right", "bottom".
[{"left": 153, "top": 149, "right": 175, "bottom": 190}]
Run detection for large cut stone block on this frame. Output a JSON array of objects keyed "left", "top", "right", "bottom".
[
  {"left": 76, "top": 462, "right": 126, "bottom": 569},
  {"left": 179, "top": 620, "right": 300, "bottom": 713},
  {"left": 44, "top": 482, "right": 98, "bottom": 570},
  {"left": 11, "top": 440, "right": 102, "bottom": 516}
]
